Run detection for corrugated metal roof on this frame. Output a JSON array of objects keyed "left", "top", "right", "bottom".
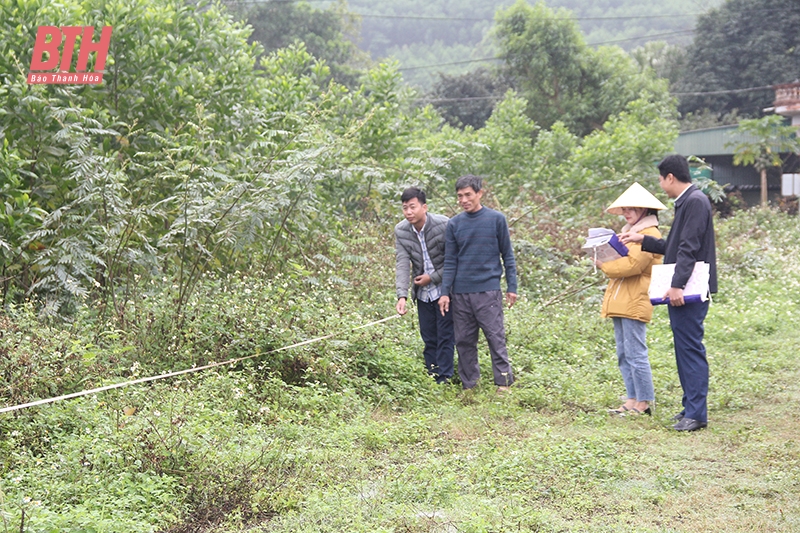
[{"left": 674, "top": 125, "right": 761, "bottom": 156}]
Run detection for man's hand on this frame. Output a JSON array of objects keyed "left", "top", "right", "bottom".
[
  {"left": 619, "top": 232, "right": 644, "bottom": 245},
  {"left": 396, "top": 297, "right": 408, "bottom": 315},
  {"left": 665, "top": 287, "right": 684, "bottom": 306},
  {"left": 438, "top": 295, "right": 450, "bottom": 316},
  {"left": 506, "top": 292, "right": 517, "bottom": 308},
  {"left": 413, "top": 274, "right": 432, "bottom": 287}
]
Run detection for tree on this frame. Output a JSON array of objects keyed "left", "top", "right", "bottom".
[
  {"left": 0, "top": 0, "right": 364, "bottom": 312},
  {"left": 630, "top": 41, "right": 687, "bottom": 89},
  {"left": 677, "top": 0, "right": 800, "bottom": 119},
  {"left": 475, "top": 90, "right": 539, "bottom": 196},
  {"left": 427, "top": 67, "right": 510, "bottom": 129},
  {"left": 730, "top": 115, "right": 800, "bottom": 206},
  {"left": 679, "top": 109, "right": 742, "bottom": 131},
  {"left": 493, "top": 1, "right": 585, "bottom": 133},
  {"left": 225, "top": 0, "right": 367, "bottom": 87},
  {"left": 492, "top": 0, "right": 671, "bottom": 137}
]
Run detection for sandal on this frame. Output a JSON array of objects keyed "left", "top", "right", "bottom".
[
  {"left": 624, "top": 407, "right": 652, "bottom": 416},
  {"left": 607, "top": 405, "right": 630, "bottom": 415}
]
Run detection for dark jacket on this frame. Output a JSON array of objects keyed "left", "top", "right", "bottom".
[
  {"left": 395, "top": 213, "right": 449, "bottom": 301},
  {"left": 641, "top": 184, "right": 717, "bottom": 293}
]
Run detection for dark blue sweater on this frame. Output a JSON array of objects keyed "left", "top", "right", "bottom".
[{"left": 441, "top": 206, "right": 517, "bottom": 295}]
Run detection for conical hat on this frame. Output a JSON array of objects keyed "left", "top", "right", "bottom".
[{"left": 606, "top": 182, "right": 667, "bottom": 215}]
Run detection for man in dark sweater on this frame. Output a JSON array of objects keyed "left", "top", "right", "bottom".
[
  {"left": 438, "top": 175, "right": 517, "bottom": 392},
  {"left": 621, "top": 154, "right": 717, "bottom": 431}
]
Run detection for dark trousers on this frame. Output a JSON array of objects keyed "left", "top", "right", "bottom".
[
  {"left": 452, "top": 291, "right": 514, "bottom": 388},
  {"left": 668, "top": 300, "right": 710, "bottom": 423},
  {"left": 417, "top": 298, "right": 455, "bottom": 382}
]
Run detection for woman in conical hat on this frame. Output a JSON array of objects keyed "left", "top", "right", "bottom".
[{"left": 599, "top": 183, "right": 666, "bottom": 417}]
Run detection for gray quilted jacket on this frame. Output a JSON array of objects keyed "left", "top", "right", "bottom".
[{"left": 395, "top": 213, "right": 449, "bottom": 301}]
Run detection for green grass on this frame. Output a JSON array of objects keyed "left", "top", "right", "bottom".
[{"left": 1, "top": 209, "right": 800, "bottom": 532}]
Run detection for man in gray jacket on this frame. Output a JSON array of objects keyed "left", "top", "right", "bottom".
[{"left": 395, "top": 187, "right": 454, "bottom": 383}]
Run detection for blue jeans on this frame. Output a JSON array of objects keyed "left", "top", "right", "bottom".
[
  {"left": 417, "top": 297, "right": 455, "bottom": 382},
  {"left": 612, "top": 317, "right": 655, "bottom": 402},
  {"left": 668, "top": 300, "right": 710, "bottom": 422}
]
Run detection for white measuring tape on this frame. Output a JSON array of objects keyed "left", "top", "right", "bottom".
[{"left": 0, "top": 314, "right": 401, "bottom": 415}]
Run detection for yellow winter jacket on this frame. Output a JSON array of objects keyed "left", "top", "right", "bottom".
[{"left": 599, "top": 216, "right": 663, "bottom": 323}]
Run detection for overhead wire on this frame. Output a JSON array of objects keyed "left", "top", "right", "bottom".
[
  {"left": 413, "top": 85, "right": 784, "bottom": 104},
  {"left": 221, "top": 0, "right": 800, "bottom": 21},
  {"left": 673, "top": 85, "right": 777, "bottom": 96},
  {"left": 396, "top": 28, "right": 697, "bottom": 73},
  {"left": 416, "top": 96, "right": 503, "bottom": 103},
  {"left": 398, "top": 57, "right": 499, "bottom": 72},
  {"left": 349, "top": 13, "right": 701, "bottom": 22},
  {"left": 587, "top": 29, "right": 696, "bottom": 45}
]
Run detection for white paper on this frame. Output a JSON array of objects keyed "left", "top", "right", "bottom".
[
  {"left": 581, "top": 229, "right": 628, "bottom": 264},
  {"left": 649, "top": 262, "right": 710, "bottom": 305}
]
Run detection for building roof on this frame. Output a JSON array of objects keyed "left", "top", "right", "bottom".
[
  {"left": 674, "top": 125, "right": 762, "bottom": 156},
  {"left": 774, "top": 82, "right": 800, "bottom": 117}
]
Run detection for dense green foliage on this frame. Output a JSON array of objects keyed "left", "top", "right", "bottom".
[
  {"left": 223, "top": 0, "right": 367, "bottom": 87},
  {"left": 630, "top": 40, "right": 687, "bottom": 90},
  {"left": 492, "top": 1, "right": 674, "bottom": 136},
  {"left": 677, "top": 0, "right": 800, "bottom": 119}
]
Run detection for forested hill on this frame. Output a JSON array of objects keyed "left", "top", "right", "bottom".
[{"left": 342, "top": 0, "right": 723, "bottom": 87}]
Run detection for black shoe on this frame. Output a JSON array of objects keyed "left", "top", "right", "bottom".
[
  {"left": 673, "top": 418, "right": 707, "bottom": 431},
  {"left": 671, "top": 412, "right": 685, "bottom": 422}
]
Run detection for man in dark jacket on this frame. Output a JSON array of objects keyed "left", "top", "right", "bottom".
[
  {"left": 621, "top": 154, "right": 717, "bottom": 431},
  {"left": 395, "top": 187, "right": 454, "bottom": 383}
]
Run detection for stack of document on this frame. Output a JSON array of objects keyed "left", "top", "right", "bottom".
[
  {"left": 582, "top": 228, "right": 629, "bottom": 264},
  {"left": 648, "top": 262, "right": 710, "bottom": 305}
]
